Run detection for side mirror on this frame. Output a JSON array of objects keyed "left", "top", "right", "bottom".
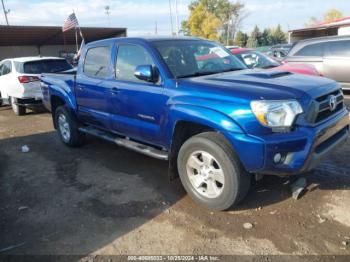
[{"left": 134, "top": 65, "right": 159, "bottom": 83}]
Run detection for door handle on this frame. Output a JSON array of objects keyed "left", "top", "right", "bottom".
[
  {"left": 111, "top": 87, "right": 120, "bottom": 93},
  {"left": 76, "top": 84, "right": 84, "bottom": 91}
]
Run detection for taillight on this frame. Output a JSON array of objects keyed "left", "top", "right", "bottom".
[{"left": 18, "top": 76, "right": 40, "bottom": 83}]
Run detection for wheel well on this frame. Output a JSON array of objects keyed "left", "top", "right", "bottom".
[
  {"left": 168, "top": 121, "right": 215, "bottom": 180},
  {"left": 51, "top": 95, "right": 65, "bottom": 129}
]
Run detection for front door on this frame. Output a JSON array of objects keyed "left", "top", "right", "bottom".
[{"left": 107, "top": 43, "right": 167, "bottom": 146}]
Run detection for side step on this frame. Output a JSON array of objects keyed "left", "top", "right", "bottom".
[{"left": 78, "top": 126, "right": 169, "bottom": 161}]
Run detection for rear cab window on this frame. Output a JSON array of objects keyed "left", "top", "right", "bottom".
[{"left": 83, "top": 46, "right": 111, "bottom": 78}]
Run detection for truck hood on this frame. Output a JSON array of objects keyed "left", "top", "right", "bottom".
[{"left": 179, "top": 69, "right": 336, "bottom": 101}]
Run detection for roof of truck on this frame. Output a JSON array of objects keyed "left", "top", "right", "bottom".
[{"left": 87, "top": 36, "right": 205, "bottom": 47}]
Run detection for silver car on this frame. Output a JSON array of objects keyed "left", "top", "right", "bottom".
[{"left": 285, "top": 36, "right": 350, "bottom": 89}]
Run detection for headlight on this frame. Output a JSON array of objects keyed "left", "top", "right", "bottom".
[{"left": 251, "top": 100, "right": 303, "bottom": 129}]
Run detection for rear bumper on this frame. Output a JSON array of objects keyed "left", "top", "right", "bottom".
[
  {"left": 225, "top": 109, "right": 350, "bottom": 176},
  {"left": 15, "top": 97, "right": 43, "bottom": 107}
]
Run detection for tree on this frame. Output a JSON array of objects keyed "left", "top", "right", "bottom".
[
  {"left": 180, "top": 21, "right": 190, "bottom": 36},
  {"left": 184, "top": 0, "right": 246, "bottom": 43},
  {"left": 246, "top": 25, "right": 261, "bottom": 48},
  {"left": 324, "top": 9, "right": 343, "bottom": 22},
  {"left": 271, "top": 24, "right": 287, "bottom": 45},
  {"left": 187, "top": 3, "right": 222, "bottom": 40},
  {"left": 260, "top": 28, "right": 273, "bottom": 46},
  {"left": 234, "top": 31, "right": 248, "bottom": 47}
]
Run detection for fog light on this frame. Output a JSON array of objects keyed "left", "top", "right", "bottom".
[{"left": 273, "top": 153, "right": 282, "bottom": 164}]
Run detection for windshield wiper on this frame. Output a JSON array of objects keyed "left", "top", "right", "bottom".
[
  {"left": 177, "top": 68, "right": 244, "bottom": 78},
  {"left": 177, "top": 71, "right": 219, "bottom": 78},
  {"left": 261, "top": 65, "right": 278, "bottom": 69}
]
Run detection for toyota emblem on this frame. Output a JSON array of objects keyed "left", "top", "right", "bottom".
[{"left": 328, "top": 95, "right": 337, "bottom": 111}]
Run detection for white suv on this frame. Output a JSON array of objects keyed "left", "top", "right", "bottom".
[{"left": 0, "top": 57, "right": 72, "bottom": 115}]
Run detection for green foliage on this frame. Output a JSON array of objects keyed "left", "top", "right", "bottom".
[
  {"left": 184, "top": 0, "right": 245, "bottom": 42},
  {"left": 246, "top": 25, "right": 261, "bottom": 48},
  {"left": 187, "top": 2, "right": 222, "bottom": 40},
  {"left": 234, "top": 31, "right": 248, "bottom": 47}
]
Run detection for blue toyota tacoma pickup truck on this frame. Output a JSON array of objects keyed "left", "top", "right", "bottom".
[{"left": 41, "top": 37, "right": 349, "bottom": 211}]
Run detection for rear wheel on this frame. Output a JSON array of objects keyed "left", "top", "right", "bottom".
[
  {"left": 54, "top": 106, "right": 84, "bottom": 147},
  {"left": 11, "top": 97, "right": 26, "bottom": 116},
  {"left": 0, "top": 92, "right": 3, "bottom": 106},
  {"left": 177, "top": 132, "right": 251, "bottom": 211}
]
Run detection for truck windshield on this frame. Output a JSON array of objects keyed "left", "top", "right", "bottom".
[
  {"left": 152, "top": 40, "right": 247, "bottom": 78},
  {"left": 18, "top": 59, "right": 73, "bottom": 74}
]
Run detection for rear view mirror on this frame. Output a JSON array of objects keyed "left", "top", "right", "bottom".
[{"left": 134, "top": 65, "right": 159, "bottom": 83}]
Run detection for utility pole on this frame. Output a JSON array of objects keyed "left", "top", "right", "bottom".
[
  {"left": 168, "top": 0, "right": 174, "bottom": 35},
  {"left": 155, "top": 21, "right": 158, "bottom": 35},
  {"left": 175, "top": 0, "right": 179, "bottom": 36},
  {"left": 1, "top": 0, "right": 10, "bottom": 26}
]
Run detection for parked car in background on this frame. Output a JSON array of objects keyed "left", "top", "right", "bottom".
[
  {"left": 0, "top": 57, "right": 72, "bottom": 115},
  {"left": 285, "top": 36, "right": 350, "bottom": 89},
  {"left": 267, "top": 44, "right": 293, "bottom": 60},
  {"left": 41, "top": 37, "right": 348, "bottom": 211},
  {"left": 231, "top": 48, "right": 320, "bottom": 76}
]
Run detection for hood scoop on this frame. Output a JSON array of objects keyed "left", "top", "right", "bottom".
[{"left": 244, "top": 70, "right": 292, "bottom": 79}]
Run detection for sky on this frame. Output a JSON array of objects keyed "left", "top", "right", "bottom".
[{"left": 0, "top": 0, "right": 349, "bottom": 36}]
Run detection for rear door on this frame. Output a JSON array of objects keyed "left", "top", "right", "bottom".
[
  {"left": 323, "top": 39, "right": 350, "bottom": 87},
  {"left": 287, "top": 42, "right": 327, "bottom": 75},
  {"left": 75, "top": 45, "right": 113, "bottom": 129}
]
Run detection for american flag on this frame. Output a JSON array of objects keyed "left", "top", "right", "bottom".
[{"left": 62, "top": 13, "right": 79, "bottom": 32}]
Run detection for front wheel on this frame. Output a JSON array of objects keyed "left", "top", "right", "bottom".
[
  {"left": 11, "top": 97, "right": 26, "bottom": 115},
  {"left": 177, "top": 132, "right": 251, "bottom": 211},
  {"left": 54, "top": 106, "right": 84, "bottom": 147}
]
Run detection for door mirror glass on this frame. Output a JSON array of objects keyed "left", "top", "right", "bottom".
[{"left": 134, "top": 65, "right": 158, "bottom": 83}]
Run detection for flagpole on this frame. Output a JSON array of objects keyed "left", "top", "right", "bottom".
[{"left": 75, "top": 27, "right": 79, "bottom": 52}]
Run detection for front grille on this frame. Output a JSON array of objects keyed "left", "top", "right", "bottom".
[{"left": 314, "top": 89, "right": 344, "bottom": 124}]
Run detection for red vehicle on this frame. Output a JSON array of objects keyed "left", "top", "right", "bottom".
[{"left": 230, "top": 48, "right": 321, "bottom": 76}]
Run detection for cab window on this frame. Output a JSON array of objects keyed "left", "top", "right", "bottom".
[
  {"left": 83, "top": 46, "right": 111, "bottom": 78},
  {"left": 115, "top": 44, "right": 155, "bottom": 82}
]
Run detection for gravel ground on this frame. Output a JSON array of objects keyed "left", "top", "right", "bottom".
[{"left": 0, "top": 95, "right": 350, "bottom": 258}]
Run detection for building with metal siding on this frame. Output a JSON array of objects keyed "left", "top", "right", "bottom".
[{"left": 0, "top": 25, "right": 127, "bottom": 60}]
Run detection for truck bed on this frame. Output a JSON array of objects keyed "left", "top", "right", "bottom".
[{"left": 40, "top": 71, "right": 77, "bottom": 112}]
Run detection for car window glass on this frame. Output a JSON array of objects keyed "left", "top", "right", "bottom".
[
  {"left": 0, "top": 61, "right": 11, "bottom": 75},
  {"left": 116, "top": 44, "right": 155, "bottom": 82},
  {"left": 328, "top": 40, "right": 350, "bottom": 57},
  {"left": 295, "top": 42, "right": 325, "bottom": 56},
  {"left": 84, "top": 46, "right": 111, "bottom": 78},
  {"left": 23, "top": 60, "right": 72, "bottom": 74}
]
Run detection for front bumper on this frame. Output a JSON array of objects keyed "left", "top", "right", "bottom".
[{"left": 225, "top": 109, "right": 349, "bottom": 176}]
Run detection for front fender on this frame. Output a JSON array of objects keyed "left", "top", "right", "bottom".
[{"left": 163, "top": 104, "right": 244, "bottom": 148}]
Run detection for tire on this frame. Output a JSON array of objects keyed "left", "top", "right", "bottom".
[
  {"left": 54, "top": 106, "right": 84, "bottom": 147},
  {"left": 177, "top": 132, "right": 251, "bottom": 211},
  {"left": 0, "top": 92, "right": 3, "bottom": 107},
  {"left": 11, "top": 97, "right": 26, "bottom": 116}
]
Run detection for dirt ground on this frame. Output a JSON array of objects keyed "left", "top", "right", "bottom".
[{"left": 0, "top": 96, "right": 350, "bottom": 258}]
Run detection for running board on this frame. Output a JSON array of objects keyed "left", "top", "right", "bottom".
[{"left": 78, "top": 126, "right": 168, "bottom": 161}]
